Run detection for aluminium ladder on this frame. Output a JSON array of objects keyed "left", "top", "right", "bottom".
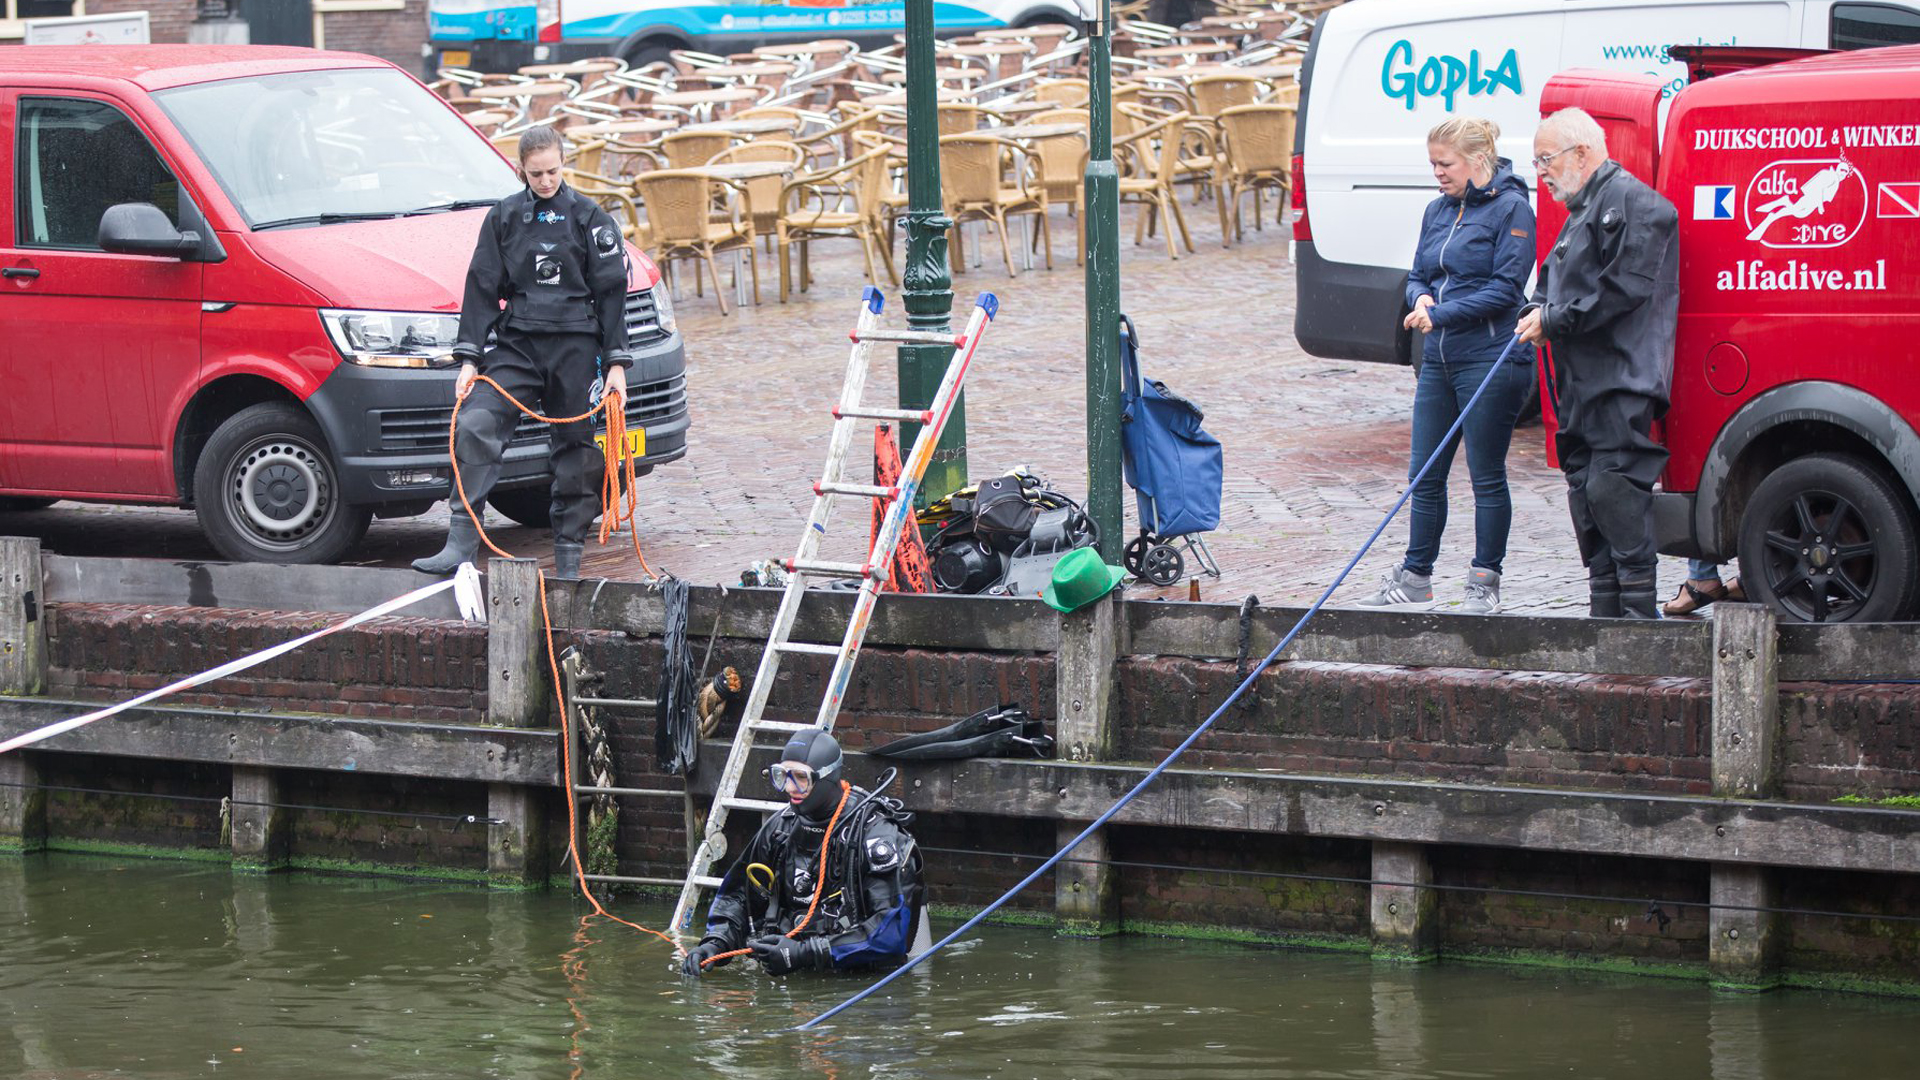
[{"left": 666, "top": 287, "right": 999, "bottom": 939}]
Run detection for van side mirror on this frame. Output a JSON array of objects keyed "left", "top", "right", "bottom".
[{"left": 98, "top": 202, "right": 204, "bottom": 258}]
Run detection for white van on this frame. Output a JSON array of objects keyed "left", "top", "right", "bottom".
[{"left": 1292, "top": 0, "right": 1920, "bottom": 364}]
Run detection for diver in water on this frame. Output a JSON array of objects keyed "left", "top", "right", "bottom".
[{"left": 682, "top": 730, "right": 926, "bottom": 977}]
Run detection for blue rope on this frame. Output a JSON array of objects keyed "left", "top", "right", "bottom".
[{"left": 791, "top": 335, "right": 1527, "bottom": 1032}]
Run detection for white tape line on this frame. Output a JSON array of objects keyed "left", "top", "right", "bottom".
[{"left": 0, "top": 576, "right": 466, "bottom": 756}]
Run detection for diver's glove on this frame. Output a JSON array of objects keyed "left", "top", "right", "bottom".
[
  {"left": 681, "top": 938, "right": 731, "bottom": 977},
  {"left": 749, "top": 933, "right": 829, "bottom": 976}
]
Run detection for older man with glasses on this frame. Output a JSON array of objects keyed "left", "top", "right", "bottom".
[{"left": 1516, "top": 107, "right": 1681, "bottom": 619}]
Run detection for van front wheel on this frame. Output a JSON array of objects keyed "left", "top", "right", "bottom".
[
  {"left": 193, "top": 403, "right": 371, "bottom": 564},
  {"left": 1735, "top": 452, "right": 1918, "bottom": 623}
]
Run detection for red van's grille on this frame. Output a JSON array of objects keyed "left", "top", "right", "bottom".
[
  {"left": 374, "top": 373, "right": 687, "bottom": 453},
  {"left": 625, "top": 288, "right": 670, "bottom": 348}
]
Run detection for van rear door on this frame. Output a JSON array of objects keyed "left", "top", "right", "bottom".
[{"left": 0, "top": 91, "right": 202, "bottom": 498}]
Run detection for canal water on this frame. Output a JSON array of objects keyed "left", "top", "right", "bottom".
[{"left": 4, "top": 855, "right": 1916, "bottom": 1079}]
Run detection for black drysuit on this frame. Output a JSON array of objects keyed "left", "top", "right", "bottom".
[
  {"left": 1529, "top": 160, "right": 1679, "bottom": 583},
  {"left": 696, "top": 789, "right": 924, "bottom": 973},
  {"left": 452, "top": 184, "right": 635, "bottom": 544}
]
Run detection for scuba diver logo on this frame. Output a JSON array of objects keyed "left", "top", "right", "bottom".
[
  {"left": 593, "top": 225, "right": 620, "bottom": 257},
  {"left": 1744, "top": 157, "right": 1868, "bottom": 248},
  {"left": 533, "top": 253, "right": 563, "bottom": 286}
]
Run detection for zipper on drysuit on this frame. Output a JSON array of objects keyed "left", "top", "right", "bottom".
[{"left": 1435, "top": 202, "right": 1465, "bottom": 364}]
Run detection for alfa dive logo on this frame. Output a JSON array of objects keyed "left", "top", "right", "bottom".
[
  {"left": 1743, "top": 158, "right": 1868, "bottom": 248},
  {"left": 1380, "top": 39, "right": 1522, "bottom": 112}
]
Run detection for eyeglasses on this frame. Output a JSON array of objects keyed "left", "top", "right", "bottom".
[
  {"left": 766, "top": 762, "right": 815, "bottom": 796},
  {"left": 1531, "top": 146, "right": 1577, "bottom": 169}
]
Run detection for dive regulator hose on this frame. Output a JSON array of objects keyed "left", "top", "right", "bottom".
[{"left": 792, "top": 334, "right": 1528, "bottom": 1032}]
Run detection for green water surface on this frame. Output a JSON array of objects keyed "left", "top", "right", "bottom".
[{"left": 2, "top": 855, "right": 1916, "bottom": 1079}]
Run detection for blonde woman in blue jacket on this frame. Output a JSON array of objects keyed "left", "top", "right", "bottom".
[{"left": 1359, "top": 116, "right": 1536, "bottom": 614}]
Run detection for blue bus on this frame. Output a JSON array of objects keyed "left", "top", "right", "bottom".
[{"left": 429, "top": 0, "right": 1092, "bottom": 72}]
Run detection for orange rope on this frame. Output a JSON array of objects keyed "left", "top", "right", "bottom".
[
  {"left": 701, "top": 779, "right": 851, "bottom": 969},
  {"left": 448, "top": 373, "right": 677, "bottom": 952}
]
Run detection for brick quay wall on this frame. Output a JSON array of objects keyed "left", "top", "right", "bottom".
[{"left": 3, "top": 564, "right": 1920, "bottom": 991}]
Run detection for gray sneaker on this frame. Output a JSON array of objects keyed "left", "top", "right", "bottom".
[
  {"left": 1452, "top": 568, "right": 1503, "bottom": 615},
  {"left": 1355, "top": 567, "right": 1433, "bottom": 607}
]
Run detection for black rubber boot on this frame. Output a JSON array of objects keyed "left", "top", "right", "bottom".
[
  {"left": 1588, "top": 574, "right": 1623, "bottom": 618},
  {"left": 1619, "top": 574, "right": 1660, "bottom": 620},
  {"left": 553, "top": 540, "right": 584, "bottom": 580},
  {"left": 412, "top": 512, "right": 481, "bottom": 575}
]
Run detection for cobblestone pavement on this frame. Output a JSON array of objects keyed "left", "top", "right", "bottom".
[{"left": 1, "top": 199, "right": 1701, "bottom": 616}]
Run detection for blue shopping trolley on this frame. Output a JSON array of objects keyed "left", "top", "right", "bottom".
[{"left": 1119, "top": 315, "right": 1223, "bottom": 585}]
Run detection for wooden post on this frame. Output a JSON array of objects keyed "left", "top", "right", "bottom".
[
  {"left": 487, "top": 557, "right": 551, "bottom": 887},
  {"left": 1054, "top": 595, "right": 1124, "bottom": 934},
  {"left": 1710, "top": 862, "right": 1781, "bottom": 990},
  {"left": 230, "top": 765, "right": 291, "bottom": 871},
  {"left": 1710, "top": 603, "right": 1780, "bottom": 988},
  {"left": 1056, "top": 594, "right": 1123, "bottom": 762},
  {"left": 0, "top": 752, "right": 47, "bottom": 853},
  {"left": 1711, "top": 604, "right": 1778, "bottom": 798},
  {"left": 0, "top": 537, "right": 48, "bottom": 697},
  {"left": 1370, "top": 841, "right": 1437, "bottom": 960},
  {"left": 487, "top": 557, "right": 548, "bottom": 729},
  {"left": 488, "top": 783, "right": 551, "bottom": 889}
]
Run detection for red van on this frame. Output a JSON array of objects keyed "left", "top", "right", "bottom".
[
  {"left": 0, "top": 46, "right": 688, "bottom": 563},
  {"left": 1540, "top": 46, "right": 1920, "bottom": 622}
]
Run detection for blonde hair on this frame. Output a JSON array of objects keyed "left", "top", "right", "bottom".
[{"left": 1427, "top": 116, "right": 1501, "bottom": 176}]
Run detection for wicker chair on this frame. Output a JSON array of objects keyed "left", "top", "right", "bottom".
[
  {"left": 774, "top": 143, "right": 898, "bottom": 302},
  {"left": 1216, "top": 103, "right": 1296, "bottom": 243},
  {"left": 568, "top": 172, "right": 649, "bottom": 247},
  {"left": 705, "top": 140, "right": 808, "bottom": 241},
  {"left": 661, "top": 130, "right": 733, "bottom": 170},
  {"left": 634, "top": 169, "right": 759, "bottom": 315},
  {"left": 1189, "top": 75, "right": 1265, "bottom": 126},
  {"left": 938, "top": 133, "right": 1050, "bottom": 277},
  {"left": 1114, "top": 111, "right": 1203, "bottom": 259},
  {"left": 1026, "top": 108, "right": 1090, "bottom": 264},
  {"left": 1031, "top": 78, "right": 1091, "bottom": 108}
]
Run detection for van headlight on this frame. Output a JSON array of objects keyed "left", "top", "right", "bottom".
[
  {"left": 650, "top": 282, "right": 676, "bottom": 337},
  {"left": 321, "top": 309, "right": 462, "bottom": 369}
]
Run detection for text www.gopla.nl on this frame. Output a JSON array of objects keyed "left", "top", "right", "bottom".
[{"left": 1599, "top": 37, "right": 1737, "bottom": 65}]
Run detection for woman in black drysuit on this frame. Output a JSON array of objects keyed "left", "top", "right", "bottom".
[
  {"left": 413, "top": 125, "right": 634, "bottom": 580},
  {"left": 682, "top": 730, "right": 926, "bottom": 977}
]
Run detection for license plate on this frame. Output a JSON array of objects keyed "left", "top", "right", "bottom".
[
  {"left": 596, "top": 428, "right": 645, "bottom": 461},
  {"left": 441, "top": 49, "right": 472, "bottom": 68}
]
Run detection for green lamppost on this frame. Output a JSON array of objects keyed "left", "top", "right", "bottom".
[
  {"left": 1083, "top": 0, "right": 1123, "bottom": 562},
  {"left": 898, "top": 0, "right": 966, "bottom": 510}
]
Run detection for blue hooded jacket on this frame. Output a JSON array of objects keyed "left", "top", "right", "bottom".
[{"left": 1405, "top": 157, "right": 1537, "bottom": 366}]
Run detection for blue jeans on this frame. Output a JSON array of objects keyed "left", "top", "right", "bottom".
[
  {"left": 1688, "top": 559, "right": 1720, "bottom": 581},
  {"left": 1402, "top": 355, "right": 1528, "bottom": 577}
]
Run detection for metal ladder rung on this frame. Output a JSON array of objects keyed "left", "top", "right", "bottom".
[
  {"left": 775, "top": 641, "right": 843, "bottom": 656},
  {"left": 748, "top": 719, "right": 815, "bottom": 734},
  {"left": 691, "top": 874, "right": 725, "bottom": 889},
  {"left": 574, "top": 785, "right": 680, "bottom": 798},
  {"left": 786, "top": 558, "right": 875, "bottom": 580},
  {"left": 569, "top": 694, "right": 659, "bottom": 709},
  {"left": 722, "top": 796, "right": 790, "bottom": 814},
  {"left": 833, "top": 406, "right": 931, "bottom": 424},
  {"left": 852, "top": 329, "right": 963, "bottom": 346},
  {"left": 816, "top": 480, "right": 895, "bottom": 499}
]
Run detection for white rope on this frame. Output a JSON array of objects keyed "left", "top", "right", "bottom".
[{"left": 0, "top": 564, "right": 487, "bottom": 756}]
